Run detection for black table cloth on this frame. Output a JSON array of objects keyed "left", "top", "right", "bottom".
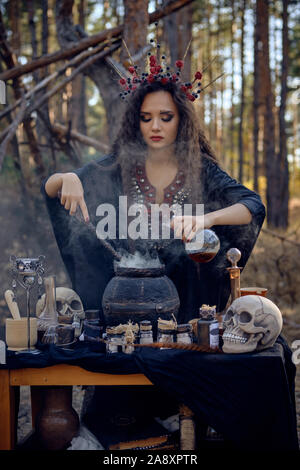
[{"left": 1, "top": 337, "right": 298, "bottom": 451}]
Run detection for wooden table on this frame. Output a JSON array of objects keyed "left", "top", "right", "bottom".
[{"left": 0, "top": 365, "right": 153, "bottom": 450}]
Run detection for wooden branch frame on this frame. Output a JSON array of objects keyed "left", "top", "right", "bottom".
[{"left": 0, "top": 0, "right": 194, "bottom": 82}]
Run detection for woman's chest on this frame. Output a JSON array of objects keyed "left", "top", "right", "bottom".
[{"left": 133, "top": 163, "right": 187, "bottom": 207}]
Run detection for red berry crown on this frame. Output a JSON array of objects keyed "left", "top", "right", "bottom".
[{"left": 117, "top": 31, "right": 223, "bottom": 102}]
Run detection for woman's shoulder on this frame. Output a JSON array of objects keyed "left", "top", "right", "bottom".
[
  {"left": 95, "top": 154, "right": 117, "bottom": 167},
  {"left": 75, "top": 153, "right": 119, "bottom": 179},
  {"left": 201, "top": 152, "right": 221, "bottom": 177}
]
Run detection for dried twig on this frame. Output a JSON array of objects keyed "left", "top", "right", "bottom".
[
  {"left": 0, "top": 41, "right": 108, "bottom": 122},
  {"left": 0, "top": 42, "right": 120, "bottom": 144},
  {"left": 27, "top": 42, "right": 121, "bottom": 117},
  {"left": 0, "top": 98, "right": 27, "bottom": 171},
  {"left": 261, "top": 228, "right": 300, "bottom": 248},
  {"left": 74, "top": 211, "right": 122, "bottom": 261},
  {"left": 283, "top": 318, "right": 300, "bottom": 328},
  {"left": 51, "top": 122, "right": 109, "bottom": 153},
  {"left": 133, "top": 342, "right": 222, "bottom": 353}
]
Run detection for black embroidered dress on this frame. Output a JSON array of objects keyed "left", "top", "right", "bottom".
[{"left": 41, "top": 153, "right": 266, "bottom": 324}]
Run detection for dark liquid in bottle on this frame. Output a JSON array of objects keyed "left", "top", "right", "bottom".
[{"left": 187, "top": 252, "right": 216, "bottom": 263}]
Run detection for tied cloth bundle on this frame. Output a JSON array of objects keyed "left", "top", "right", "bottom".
[
  {"left": 106, "top": 321, "right": 139, "bottom": 347},
  {"left": 199, "top": 304, "right": 216, "bottom": 321},
  {"left": 157, "top": 314, "right": 177, "bottom": 331}
]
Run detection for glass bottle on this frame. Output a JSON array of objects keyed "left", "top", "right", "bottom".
[
  {"left": 197, "top": 305, "right": 219, "bottom": 348},
  {"left": 37, "top": 276, "right": 58, "bottom": 343},
  {"left": 185, "top": 229, "right": 220, "bottom": 263}
]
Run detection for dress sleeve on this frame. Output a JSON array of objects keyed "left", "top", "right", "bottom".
[
  {"left": 40, "top": 155, "right": 121, "bottom": 313},
  {"left": 203, "top": 158, "right": 266, "bottom": 224}
]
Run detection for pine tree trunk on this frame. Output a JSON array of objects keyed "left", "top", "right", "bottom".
[
  {"left": 8, "top": 0, "right": 20, "bottom": 57},
  {"left": 258, "top": 0, "right": 278, "bottom": 227},
  {"left": 70, "top": 0, "right": 87, "bottom": 136},
  {"left": 253, "top": 0, "right": 267, "bottom": 193},
  {"left": 277, "top": 0, "right": 289, "bottom": 228},
  {"left": 120, "top": 0, "right": 148, "bottom": 70},
  {"left": 229, "top": 0, "right": 236, "bottom": 177},
  {"left": 163, "top": 1, "right": 193, "bottom": 82},
  {"left": 238, "top": 0, "right": 246, "bottom": 183}
]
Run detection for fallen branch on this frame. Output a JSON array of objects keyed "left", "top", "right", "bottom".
[
  {"left": 27, "top": 41, "right": 120, "bottom": 118},
  {"left": 0, "top": 41, "right": 120, "bottom": 143},
  {"left": 283, "top": 317, "right": 300, "bottom": 328},
  {"left": 51, "top": 122, "right": 109, "bottom": 153},
  {"left": 0, "top": 40, "right": 111, "bottom": 122},
  {"left": 261, "top": 228, "right": 300, "bottom": 248}
]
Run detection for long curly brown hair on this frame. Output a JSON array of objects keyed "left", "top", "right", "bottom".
[{"left": 111, "top": 80, "right": 218, "bottom": 204}]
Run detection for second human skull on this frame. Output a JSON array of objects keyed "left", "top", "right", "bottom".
[
  {"left": 36, "top": 287, "right": 85, "bottom": 337},
  {"left": 222, "top": 295, "right": 282, "bottom": 353}
]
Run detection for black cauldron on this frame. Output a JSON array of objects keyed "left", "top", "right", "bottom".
[{"left": 102, "top": 263, "right": 180, "bottom": 329}]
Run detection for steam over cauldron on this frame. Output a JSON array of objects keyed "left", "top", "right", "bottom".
[{"left": 102, "top": 253, "right": 180, "bottom": 329}]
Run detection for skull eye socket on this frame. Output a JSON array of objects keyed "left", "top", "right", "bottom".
[
  {"left": 70, "top": 300, "right": 82, "bottom": 310},
  {"left": 56, "top": 300, "right": 63, "bottom": 312},
  {"left": 224, "top": 309, "right": 234, "bottom": 321},
  {"left": 239, "top": 311, "right": 252, "bottom": 323}
]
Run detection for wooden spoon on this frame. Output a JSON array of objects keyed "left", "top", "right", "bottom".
[{"left": 4, "top": 289, "right": 21, "bottom": 320}]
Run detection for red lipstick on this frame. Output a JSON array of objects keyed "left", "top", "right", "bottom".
[{"left": 150, "top": 136, "right": 163, "bottom": 141}]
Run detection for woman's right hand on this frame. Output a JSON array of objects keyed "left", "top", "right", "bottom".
[{"left": 59, "top": 173, "right": 89, "bottom": 223}]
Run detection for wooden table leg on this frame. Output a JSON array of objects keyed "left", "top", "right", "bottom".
[
  {"left": 31, "top": 386, "right": 44, "bottom": 428},
  {"left": 179, "top": 404, "right": 196, "bottom": 450},
  {"left": 0, "top": 369, "right": 16, "bottom": 450}
]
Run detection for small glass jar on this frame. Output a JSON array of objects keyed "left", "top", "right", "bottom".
[
  {"left": 157, "top": 327, "right": 174, "bottom": 346},
  {"left": 122, "top": 343, "right": 135, "bottom": 354},
  {"left": 209, "top": 320, "right": 220, "bottom": 348},
  {"left": 197, "top": 319, "right": 219, "bottom": 348},
  {"left": 106, "top": 328, "right": 123, "bottom": 354},
  {"left": 176, "top": 323, "right": 193, "bottom": 344},
  {"left": 139, "top": 320, "right": 153, "bottom": 344}
]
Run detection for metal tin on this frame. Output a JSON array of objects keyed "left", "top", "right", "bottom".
[{"left": 83, "top": 319, "right": 103, "bottom": 342}]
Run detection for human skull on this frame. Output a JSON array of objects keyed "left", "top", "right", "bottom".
[
  {"left": 222, "top": 295, "right": 282, "bottom": 353},
  {"left": 36, "top": 287, "right": 85, "bottom": 337}
]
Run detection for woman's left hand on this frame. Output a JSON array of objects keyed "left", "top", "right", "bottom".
[{"left": 170, "top": 214, "right": 215, "bottom": 242}]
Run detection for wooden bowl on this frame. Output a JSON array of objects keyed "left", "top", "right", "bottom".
[{"left": 240, "top": 287, "right": 268, "bottom": 297}]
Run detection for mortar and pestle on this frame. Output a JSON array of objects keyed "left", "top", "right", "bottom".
[{"left": 4, "top": 289, "right": 37, "bottom": 350}]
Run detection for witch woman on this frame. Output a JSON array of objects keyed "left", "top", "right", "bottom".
[
  {"left": 42, "top": 60, "right": 270, "bottom": 442},
  {"left": 43, "top": 77, "right": 265, "bottom": 323}
]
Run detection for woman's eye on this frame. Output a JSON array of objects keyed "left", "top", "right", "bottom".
[
  {"left": 140, "top": 115, "right": 174, "bottom": 123},
  {"left": 162, "top": 116, "right": 173, "bottom": 122},
  {"left": 140, "top": 116, "right": 151, "bottom": 122}
]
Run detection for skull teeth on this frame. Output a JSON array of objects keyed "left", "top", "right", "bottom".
[{"left": 223, "top": 332, "right": 247, "bottom": 343}]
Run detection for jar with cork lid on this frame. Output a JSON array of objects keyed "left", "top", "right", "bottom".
[{"left": 139, "top": 320, "right": 153, "bottom": 344}]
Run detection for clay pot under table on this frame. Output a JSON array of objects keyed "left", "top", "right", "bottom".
[{"left": 35, "top": 386, "right": 79, "bottom": 450}]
